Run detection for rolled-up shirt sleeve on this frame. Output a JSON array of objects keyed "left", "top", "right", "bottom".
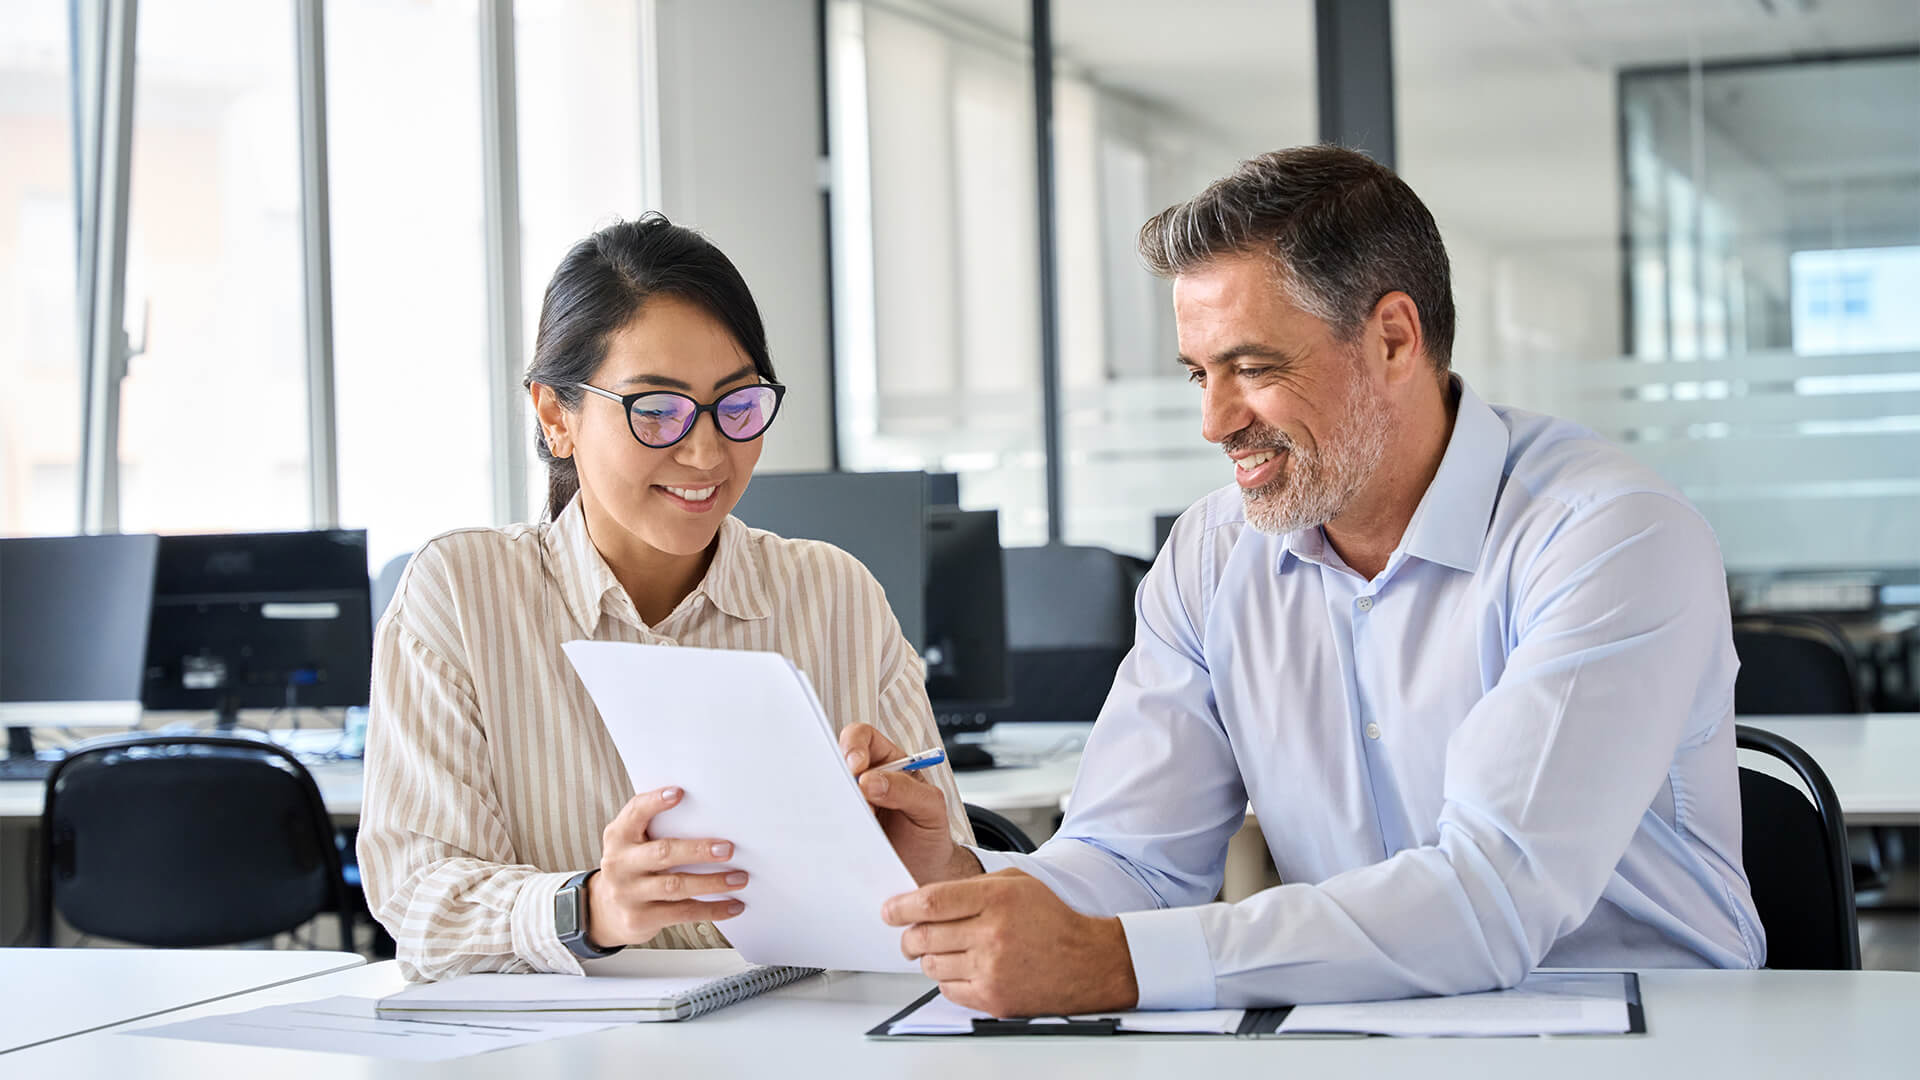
[
  {"left": 357, "top": 617, "right": 583, "bottom": 981},
  {"left": 986, "top": 491, "right": 1740, "bottom": 1008}
]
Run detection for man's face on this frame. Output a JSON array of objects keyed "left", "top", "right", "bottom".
[{"left": 1174, "top": 254, "right": 1392, "bottom": 536}]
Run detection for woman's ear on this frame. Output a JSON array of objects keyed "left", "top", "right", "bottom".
[{"left": 530, "top": 383, "right": 574, "bottom": 459}]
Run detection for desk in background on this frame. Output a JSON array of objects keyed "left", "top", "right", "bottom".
[
  {"left": 7, "top": 956, "right": 1918, "bottom": 1077},
  {"left": 0, "top": 947, "right": 362, "bottom": 1054}
]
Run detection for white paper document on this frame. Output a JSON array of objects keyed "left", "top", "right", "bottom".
[
  {"left": 128, "top": 996, "right": 621, "bottom": 1062},
  {"left": 563, "top": 641, "right": 920, "bottom": 973},
  {"left": 886, "top": 992, "right": 1247, "bottom": 1035},
  {"left": 1277, "top": 972, "right": 1634, "bottom": 1037}
]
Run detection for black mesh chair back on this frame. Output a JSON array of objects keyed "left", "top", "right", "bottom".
[
  {"left": 1731, "top": 615, "right": 1864, "bottom": 715},
  {"left": 965, "top": 803, "right": 1037, "bottom": 854},
  {"left": 38, "top": 734, "right": 350, "bottom": 948},
  {"left": 1735, "top": 724, "right": 1860, "bottom": 970}
]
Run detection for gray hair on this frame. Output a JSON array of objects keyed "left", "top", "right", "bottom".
[{"left": 1138, "top": 145, "right": 1455, "bottom": 371}]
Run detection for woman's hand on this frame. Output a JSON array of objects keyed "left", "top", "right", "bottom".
[
  {"left": 840, "top": 723, "right": 980, "bottom": 885},
  {"left": 586, "top": 786, "right": 749, "bottom": 949}
]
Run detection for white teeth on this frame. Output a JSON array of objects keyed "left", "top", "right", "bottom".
[
  {"left": 665, "top": 485, "right": 717, "bottom": 501},
  {"left": 1235, "top": 450, "right": 1279, "bottom": 471}
]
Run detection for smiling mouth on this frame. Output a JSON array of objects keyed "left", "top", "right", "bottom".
[
  {"left": 660, "top": 485, "right": 717, "bottom": 501},
  {"left": 1234, "top": 449, "right": 1281, "bottom": 473}
]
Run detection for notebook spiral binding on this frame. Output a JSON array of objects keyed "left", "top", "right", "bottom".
[{"left": 680, "top": 965, "right": 824, "bottom": 1019}]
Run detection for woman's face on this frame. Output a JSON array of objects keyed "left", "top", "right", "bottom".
[{"left": 549, "top": 295, "right": 769, "bottom": 558}]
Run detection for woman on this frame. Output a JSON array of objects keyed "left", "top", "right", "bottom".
[{"left": 358, "top": 214, "right": 971, "bottom": 980}]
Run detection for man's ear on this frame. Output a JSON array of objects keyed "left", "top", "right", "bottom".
[{"left": 1371, "top": 291, "right": 1426, "bottom": 385}]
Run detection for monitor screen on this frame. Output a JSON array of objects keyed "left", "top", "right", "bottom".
[
  {"left": 0, "top": 533, "right": 159, "bottom": 729},
  {"left": 731, "top": 470, "right": 928, "bottom": 650},
  {"left": 924, "top": 508, "right": 1008, "bottom": 709},
  {"left": 143, "top": 530, "right": 373, "bottom": 722}
]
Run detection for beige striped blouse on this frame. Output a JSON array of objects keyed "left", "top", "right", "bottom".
[{"left": 358, "top": 496, "right": 973, "bottom": 981}]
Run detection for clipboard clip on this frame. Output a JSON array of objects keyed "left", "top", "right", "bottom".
[{"left": 971, "top": 1016, "right": 1121, "bottom": 1036}]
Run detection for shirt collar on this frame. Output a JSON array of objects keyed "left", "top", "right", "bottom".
[
  {"left": 1276, "top": 374, "right": 1509, "bottom": 576},
  {"left": 1396, "top": 375, "right": 1509, "bottom": 573},
  {"left": 541, "top": 498, "right": 772, "bottom": 633}
]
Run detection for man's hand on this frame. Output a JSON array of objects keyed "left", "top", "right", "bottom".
[
  {"left": 883, "top": 869, "right": 1139, "bottom": 1017},
  {"left": 840, "top": 722, "right": 980, "bottom": 885}
]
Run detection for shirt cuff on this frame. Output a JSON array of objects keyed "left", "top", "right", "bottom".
[
  {"left": 967, "top": 846, "right": 1025, "bottom": 876},
  {"left": 510, "top": 869, "right": 586, "bottom": 975},
  {"left": 1117, "top": 906, "right": 1215, "bottom": 1010}
]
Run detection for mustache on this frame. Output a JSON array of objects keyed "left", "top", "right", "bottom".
[{"left": 1221, "top": 425, "right": 1294, "bottom": 458}]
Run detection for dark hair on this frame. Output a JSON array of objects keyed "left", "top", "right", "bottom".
[
  {"left": 1137, "top": 145, "right": 1455, "bottom": 372},
  {"left": 525, "top": 213, "right": 778, "bottom": 520}
]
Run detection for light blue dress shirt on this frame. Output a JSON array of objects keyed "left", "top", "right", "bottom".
[{"left": 974, "top": 378, "right": 1764, "bottom": 1009}]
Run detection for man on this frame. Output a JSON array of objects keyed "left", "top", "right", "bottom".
[{"left": 843, "top": 145, "right": 1763, "bottom": 1017}]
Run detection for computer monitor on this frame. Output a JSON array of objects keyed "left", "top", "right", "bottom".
[
  {"left": 142, "top": 529, "right": 373, "bottom": 728},
  {"left": 1154, "top": 512, "right": 1181, "bottom": 552},
  {"left": 923, "top": 508, "right": 1008, "bottom": 712},
  {"left": 1, "top": 533, "right": 160, "bottom": 759},
  {"left": 925, "top": 471, "right": 961, "bottom": 507},
  {"left": 731, "top": 471, "right": 928, "bottom": 651}
]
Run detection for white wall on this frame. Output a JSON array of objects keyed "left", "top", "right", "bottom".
[{"left": 654, "top": 0, "right": 834, "bottom": 472}]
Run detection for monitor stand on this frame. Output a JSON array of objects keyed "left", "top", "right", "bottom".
[{"left": 5, "top": 725, "right": 35, "bottom": 761}]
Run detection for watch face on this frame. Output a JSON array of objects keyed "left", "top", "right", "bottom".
[{"left": 554, "top": 887, "right": 581, "bottom": 938}]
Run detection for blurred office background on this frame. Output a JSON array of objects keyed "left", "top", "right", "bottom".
[{"left": 2, "top": 0, "right": 1918, "bottom": 959}]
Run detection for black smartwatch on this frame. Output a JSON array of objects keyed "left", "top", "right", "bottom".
[{"left": 555, "top": 869, "right": 624, "bottom": 960}]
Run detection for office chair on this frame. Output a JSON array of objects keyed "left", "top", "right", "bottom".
[
  {"left": 992, "top": 545, "right": 1141, "bottom": 727},
  {"left": 370, "top": 552, "right": 413, "bottom": 631},
  {"left": 1735, "top": 724, "right": 1861, "bottom": 970},
  {"left": 1731, "top": 615, "right": 1865, "bottom": 715},
  {"left": 37, "top": 733, "right": 352, "bottom": 950},
  {"left": 965, "top": 803, "right": 1037, "bottom": 854}
]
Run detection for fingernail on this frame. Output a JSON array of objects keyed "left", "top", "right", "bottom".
[
  {"left": 660, "top": 787, "right": 681, "bottom": 802},
  {"left": 845, "top": 750, "right": 862, "bottom": 771},
  {"left": 725, "top": 901, "right": 745, "bottom": 915},
  {"left": 710, "top": 842, "right": 732, "bottom": 859},
  {"left": 869, "top": 775, "right": 889, "bottom": 795},
  {"left": 725, "top": 872, "right": 748, "bottom": 886}
]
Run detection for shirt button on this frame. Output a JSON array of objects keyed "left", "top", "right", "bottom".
[
  {"left": 1365, "top": 722, "right": 1382, "bottom": 740},
  {"left": 1356, "top": 596, "right": 1374, "bottom": 612}
]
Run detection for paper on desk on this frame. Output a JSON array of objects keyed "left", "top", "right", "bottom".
[
  {"left": 887, "top": 992, "right": 1246, "bottom": 1035},
  {"left": 563, "top": 641, "right": 920, "bottom": 973},
  {"left": 128, "top": 996, "right": 621, "bottom": 1062},
  {"left": 1277, "top": 972, "right": 1633, "bottom": 1037}
]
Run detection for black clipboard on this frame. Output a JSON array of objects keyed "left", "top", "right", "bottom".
[{"left": 867, "top": 973, "right": 1645, "bottom": 1039}]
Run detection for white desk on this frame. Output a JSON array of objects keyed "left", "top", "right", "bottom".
[
  {"left": 8, "top": 958, "right": 1917, "bottom": 1078},
  {"left": 0, "top": 948, "right": 363, "bottom": 1054},
  {"left": 1740, "top": 714, "right": 1920, "bottom": 826}
]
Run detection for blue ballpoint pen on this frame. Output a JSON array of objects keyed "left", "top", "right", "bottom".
[{"left": 870, "top": 747, "right": 947, "bottom": 774}]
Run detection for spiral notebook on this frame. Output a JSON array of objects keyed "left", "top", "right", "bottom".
[{"left": 376, "top": 949, "right": 820, "bottom": 1023}]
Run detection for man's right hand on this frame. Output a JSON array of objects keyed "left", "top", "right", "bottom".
[
  {"left": 587, "top": 786, "right": 749, "bottom": 949},
  {"left": 840, "top": 722, "right": 981, "bottom": 885}
]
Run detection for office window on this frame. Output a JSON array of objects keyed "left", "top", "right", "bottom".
[
  {"left": 827, "top": 0, "right": 1049, "bottom": 545},
  {"left": 328, "top": 0, "right": 494, "bottom": 571},
  {"left": 115, "top": 0, "right": 309, "bottom": 534},
  {"left": 1397, "top": 2, "right": 1920, "bottom": 572},
  {"left": 0, "top": 3, "right": 81, "bottom": 535},
  {"left": 515, "top": 0, "right": 648, "bottom": 523},
  {"left": 1048, "top": 0, "right": 1317, "bottom": 556}
]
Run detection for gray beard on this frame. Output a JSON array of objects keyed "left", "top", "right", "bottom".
[{"left": 1233, "top": 369, "right": 1393, "bottom": 537}]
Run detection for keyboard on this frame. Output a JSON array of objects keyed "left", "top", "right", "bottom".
[{"left": 0, "top": 756, "right": 59, "bottom": 781}]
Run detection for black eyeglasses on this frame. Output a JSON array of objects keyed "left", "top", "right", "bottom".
[{"left": 573, "top": 381, "right": 786, "bottom": 449}]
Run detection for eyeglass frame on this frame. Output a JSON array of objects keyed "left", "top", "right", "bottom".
[{"left": 568, "top": 380, "right": 787, "bottom": 449}]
